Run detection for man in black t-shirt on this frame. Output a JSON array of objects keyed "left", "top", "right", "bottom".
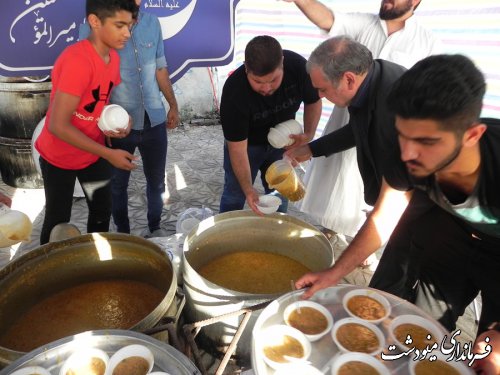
[
  {"left": 219, "top": 35, "right": 321, "bottom": 214},
  {"left": 297, "top": 54, "right": 500, "bottom": 341}
]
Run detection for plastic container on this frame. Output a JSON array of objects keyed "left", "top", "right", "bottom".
[
  {"left": 256, "top": 325, "right": 312, "bottom": 370},
  {"left": 265, "top": 160, "right": 305, "bottom": 202},
  {"left": 175, "top": 206, "right": 213, "bottom": 235},
  {"left": 331, "top": 317, "right": 385, "bottom": 356},
  {"left": 105, "top": 344, "right": 154, "bottom": 375},
  {"left": 283, "top": 300, "right": 334, "bottom": 342},
  {"left": 98, "top": 104, "right": 128, "bottom": 132},
  {"left": 256, "top": 194, "right": 282, "bottom": 214},
  {"left": 59, "top": 347, "right": 109, "bottom": 375},
  {"left": 267, "top": 119, "right": 303, "bottom": 149},
  {"left": 342, "top": 288, "right": 391, "bottom": 324},
  {"left": 388, "top": 314, "right": 444, "bottom": 352},
  {"left": 331, "top": 352, "right": 391, "bottom": 375}
]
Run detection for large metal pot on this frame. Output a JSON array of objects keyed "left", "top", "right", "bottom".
[
  {"left": 182, "top": 211, "right": 334, "bottom": 363},
  {"left": 0, "top": 233, "right": 177, "bottom": 367}
]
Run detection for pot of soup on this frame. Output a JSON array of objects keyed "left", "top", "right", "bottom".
[
  {"left": 182, "top": 211, "right": 334, "bottom": 364},
  {"left": 0, "top": 233, "right": 177, "bottom": 367}
]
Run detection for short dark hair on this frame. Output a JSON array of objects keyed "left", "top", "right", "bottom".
[
  {"left": 306, "top": 36, "right": 373, "bottom": 86},
  {"left": 86, "top": 0, "right": 138, "bottom": 21},
  {"left": 244, "top": 35, "right": 283, "bottom": 76},
  {"left": 387, "top": 54, "right": 486, "bottom": 135}
]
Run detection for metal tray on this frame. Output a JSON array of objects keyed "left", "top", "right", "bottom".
[
  {"left": 0, "top": 330, "right": 200, "bottom": 375},
  {"left": 251, "top": 285, "right": 474, "bottom": 375}
]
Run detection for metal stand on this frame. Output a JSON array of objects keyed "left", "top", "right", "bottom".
[{"left": 182, "top": 301, "right": 271, "bottom": 375}]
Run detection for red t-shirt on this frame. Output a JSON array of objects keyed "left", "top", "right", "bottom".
[{"left": 35, "top": 39, "right": 121, "bottom": 169}]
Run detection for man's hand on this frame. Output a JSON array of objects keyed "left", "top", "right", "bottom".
[
  {"left": 167, "top": 108, "right": 180, "bottom": 129},
  {"left": 105, "top": 149, "right": 137, "bottom": 171},
  {"left": 284, "top": 144, "right": 313, "bottom": 163},
  {"left": 245, "top": 188, "right": 264, "bottom": 216},
  {"left": 295, "top": 268, "right": 340, "bottom": 299},
  {"left": 473, "top": 329, "right": 500, "bottom": 375},
  {"left": 286, "top": 133, "right": 313, "bottom": 149},
  {"left": 0, "top": 192, "right": 12, "bottom": 208}
]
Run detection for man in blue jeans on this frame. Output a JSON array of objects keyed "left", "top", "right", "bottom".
[
  {"left": 219, "top": 35, "right": 321, "bottom": 214},
  {"left": 80, "top": 0, "right": 179, "bottom": 237}
]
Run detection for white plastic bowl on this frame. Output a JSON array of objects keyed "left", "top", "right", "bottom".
[
  {"left": 268, "top": 127, "right": 293, "bottom": 148},
  {"left": 331, "top": 317, "right": 385, "bottom": 356},
  {"left": 388, "top": 314, "right": 444, "bottom": 352},
  {"left": 98, "top": 104, "right": 128, "bottom": 132},
  {"left": 59, "top": 347, "right": 109, "bottom": 375},
  {"left": 256, "top": 194, "right": 282, "bottom": 214},
  {"left": 276, "top": 119, "right": 303, "bottom": 135},
  {"left": 274, "top": 363, "right": 324, "bottom": 375},
  {"left": 283, "top": 300, "right": 334, "bottom": 342},
  {"left": 10, "top": 366, "right": 52, "bottom": 375},
  {"left": 342, "top": 288, "right": 391, "bottom": 324},
  {"left": 408, "top": 352, "right": 473, "bottom": 375},
  {"left": 331, "top": 352, "right": 391, "bottom": 375},
  {"left": 257, "top": 324, "right": 312, "bottom": 370},
  {"left": 105, "top": 344, "right": 154, "bottom": 375}
]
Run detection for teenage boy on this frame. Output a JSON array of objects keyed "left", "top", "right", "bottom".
[{"left": 35, "top": 0, "right": 139, "bottom": 244}]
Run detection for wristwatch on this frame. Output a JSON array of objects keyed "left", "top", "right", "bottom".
[{"left": 488, "top": 322, "right": 500, "bottom": 332}]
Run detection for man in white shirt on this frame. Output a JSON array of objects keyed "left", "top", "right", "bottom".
[{"left": 284, "top": 0, "right": 440, "bottom": 255}]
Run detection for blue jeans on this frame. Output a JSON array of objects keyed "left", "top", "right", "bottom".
[
  {"left": 111, "top": 122, "right": 167, "bottom": 233},
  {"left": 219, "top": 142, "right": 288, "bottom": 213}
]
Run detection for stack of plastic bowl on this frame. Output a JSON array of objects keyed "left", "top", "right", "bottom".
[
  {"left": 267, "top": 119, "right": 303, "bottom": 148},
  {"left": 98, "top": 104, "right": 129, "bottom": 133}
]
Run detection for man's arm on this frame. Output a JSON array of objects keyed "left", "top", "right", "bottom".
[
  {"left": 156, "top": 67, "right": 180, "bottom": 129},
  {"left": 283, "top": 0, "right": 334, "bottom": 32},
  {"left": 296, "top": 178, "right": 413, "bottom": 298},
  {"left": 226, "top": 140, "right": 261, "bottom": 214},
  {"left": 49, "top": 91, "right": 136, "bottom": 171}
]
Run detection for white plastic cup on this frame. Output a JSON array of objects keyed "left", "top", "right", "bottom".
[{"left": 267, "top": 119, "right": 303, "bottom": 148}]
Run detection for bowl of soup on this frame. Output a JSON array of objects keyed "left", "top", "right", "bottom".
[
  {"left": 105, "top": 344, "right": 154, "bottom": 375},
  {"left": 331, "top": 352, "right": 391, "bottom": 375},
  {"left": 388, "top": 314, "right": 444, "bottom": 352},
  {"left": 408, "top": 354, "right": 472, "bottom": 375},
  {"left": 257, "top": 324, "right": 311, "bottom": 370},
  {"left": 283, "top": 300, "right": 333, "bottom": 342},
  {"left": 59, "top": 347, "right": 109, "bottom": 375},
  {"left": 332, "top": 318, "right": 385, "bottom": 356},
  {"left": 342, "top": 289, "right": 391, "bottom": 324}
]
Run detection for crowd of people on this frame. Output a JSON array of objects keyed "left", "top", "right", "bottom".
[{"left": 1, "top": 0, "right": 498, "bottom": 372}]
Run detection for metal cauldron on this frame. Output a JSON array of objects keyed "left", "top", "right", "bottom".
[
  {"left": 0, "top": 233, "right": 177, "bottom": 367},
  {"left": 182, "top": 211, "right": 334, "bottom": 363}
]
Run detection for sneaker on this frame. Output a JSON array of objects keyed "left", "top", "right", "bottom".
[{"left": 144, "top": 228, "right": 170, "bottom": 238}]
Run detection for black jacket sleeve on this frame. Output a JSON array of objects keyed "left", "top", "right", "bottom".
[{"left": 309, "top": 123, "right": 356, "bottom": 157}]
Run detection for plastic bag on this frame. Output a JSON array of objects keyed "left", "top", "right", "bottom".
[
  {"left": 0, "top": 203, "right": 32, "bottom": 247},
  {"left": 147, "top": 234, "right": 184, "bottom": 284},
  {"left": 175, "top": 206, "right": 213, "bottom": 235}
]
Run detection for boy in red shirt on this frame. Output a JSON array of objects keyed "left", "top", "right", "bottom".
[{"left": 35, "top": 0, "right": 139, "bottom": 244}]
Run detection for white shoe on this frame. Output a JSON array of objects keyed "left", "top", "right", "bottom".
[{"left": 144, "top": 228, "right": 170, "bottom": 238}]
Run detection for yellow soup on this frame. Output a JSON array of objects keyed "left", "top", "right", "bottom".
[
  {"left": 336, "top": 323, "right": 380, "bottom": 353},
  {"left": 197, "top": 251, "right": 311, "bottom": 294},
  {"left": 287, "top": 307, "right": 328, "bottom": 335}
]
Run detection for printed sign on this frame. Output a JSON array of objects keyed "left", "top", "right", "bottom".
[{"left": 0, "top": 0, "right": 240, "bottom": 83}]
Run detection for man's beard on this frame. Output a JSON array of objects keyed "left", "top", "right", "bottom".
[
  {"left": 407, "top": 142, "right": 463, "bottom": 178},
  {"left": 379, "top": 0, "right": 413, "bottom": 20}
]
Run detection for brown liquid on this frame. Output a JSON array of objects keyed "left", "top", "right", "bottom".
[
  {"left": 0, "top": 280, "right": 164, "bottom": 352},
  {"left": 197, "top": 251, "right": 310, "bottom": 294},
  {"left": 346, "top": 295, "right": 386, "bottom": 321},
  {"left": 394, "top": 323, "right": 434, "bottom": 350},
  {"left": 66, "top": 357, "right": 106, "bottom": 375},
  {"left": 263, "top": 335, "right": 304, "bottom": 363},
  {"left": 287, "top": 307, "right": 328, "bottom": 335},
  {"left": 415, "top": 359, "right": 460, "bottom": 375},
  {"left": 268, "top": 173, "right": 305, "bottom": 201},
  {"left": 338, "top": 361, "right": 380, "bottom": 375},
  {"left": 336, "top": 323, "right": 380, "bottom": 353},
  {"left": 112, "top": 356, "right": 150, "bottom": 375}
]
